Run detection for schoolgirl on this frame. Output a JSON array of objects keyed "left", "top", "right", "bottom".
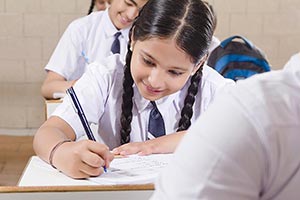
[{"left": 34, "top": 0, "right": 233, "bottom": 178}]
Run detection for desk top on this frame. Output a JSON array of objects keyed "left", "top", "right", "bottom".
[{"left": 18, "top": 155, "right": 171, "bottom": 188}]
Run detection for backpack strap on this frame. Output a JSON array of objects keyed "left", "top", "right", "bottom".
[{"left": 220, "top": 35, "right": 254, "bottom": 49}]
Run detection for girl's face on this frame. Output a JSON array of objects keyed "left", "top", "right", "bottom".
[
  {"left": 109, "top": 0, "right": 148, "bottom": 30},
  {"left": 130, "top": 37, "right": 202, "bottom": 101}
]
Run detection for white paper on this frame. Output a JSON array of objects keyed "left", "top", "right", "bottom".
[{"left": 89, "top": 154, "right": 173, "bottom": 185}]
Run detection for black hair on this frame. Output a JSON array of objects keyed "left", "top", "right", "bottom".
[
  {"left": 203, "top": 1, "right": 217, "bottom": 33},
  {"left": 120, "top": 0, "right": 214, "bottom": 144},
  {"left": 87, "top": 0, "right": 95, "bottom": 15}
]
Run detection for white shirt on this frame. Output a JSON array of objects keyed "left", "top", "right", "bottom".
[
  {"left": 45, "top": 9, "right": 130, "bottom": 81},
  {"left": 151, "top": 69, "right": 300, "bottom": 200},
  {"left": 284, "top": 52, "right": 300, "bottom": 72},
  {"left": 52, "top": 55, "right": 233, "bottom": 149}
]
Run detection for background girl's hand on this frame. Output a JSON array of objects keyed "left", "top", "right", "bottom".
[
  {"left": 52, "top": 140, "right": 114, "bottom": 179},
  {"left": 112, "top": 141, "right": 157, "bottom": 156}
]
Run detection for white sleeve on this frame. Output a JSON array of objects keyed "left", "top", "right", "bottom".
[
  {"left": 151, "top": 91, "right": 265, "bottom": 200},
  {"left": 52, "top": 62, "right": 109, "bottom": 139},
  {"left": 45, "top": 20, "right": 85, "bottom": 80}
]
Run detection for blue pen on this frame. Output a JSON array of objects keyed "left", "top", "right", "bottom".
[{"left": 66, "top": 87, "right": 107, "bottom": 173}]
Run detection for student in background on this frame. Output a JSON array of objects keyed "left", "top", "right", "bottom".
[
  {"left": 87, "top": 0, "right": 110, "bottom": 14},
  {"left": 41, "top": 0, "right": 148, "bottom": 99},
  {"left": 33, "top": 0, "right": 233, "bottom": 179},
  {"left": 151, "top": 64, "right": 300, "bottom": 199}
]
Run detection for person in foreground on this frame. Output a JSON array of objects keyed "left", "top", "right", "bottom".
[
  {"left": 33, "top": 0, "right": 233, "bottom": 179},
  {"left": 151, "top": 63, "right": 300, "bottom": 199}
]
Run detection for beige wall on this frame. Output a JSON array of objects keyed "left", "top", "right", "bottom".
[{"left": 0, "top": 0, "right": 299, "bottom": 130}]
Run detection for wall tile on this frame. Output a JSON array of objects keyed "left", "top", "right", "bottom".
[
  {"left": 0, "top": 0, "right": 4, "bottom": 12},
  {"left": 24, "top": 14, "right": 59, "bottom": 37},
  {"left": 41, "top": 0, "right": 76, "bottom": 13},
  {"left": 5, "top": 0, "right": 40, "bottom": 13},
  {"left": 0, "top": 60, "right": 25, "bottom": 83},
  {"left": 0, "top": 37, "right": 42, "bottom": 60},
  {"left": 25, "top": 60, "right": 46, "bottom": 82},
  {"left": 247, "top": 0, "right": 280, "bottom": 13},
  {"left": 0, "top": 13, "right": 23, "bottom": 37}
]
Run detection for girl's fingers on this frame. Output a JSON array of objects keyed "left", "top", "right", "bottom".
[
  {"left": 78, "top": 161, "right": 103, "bottom": 177},
  {"left": 86, "top": 141, "right": 114, "bottom": 163},
  {"left": 81, "top": 150, "right": 105, "bottom": 168}
]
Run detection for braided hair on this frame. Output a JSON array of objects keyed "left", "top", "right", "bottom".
[
  {"left": 120, "top": 0, "right": 214, "bottom": 144},
  {"left": 87, "top": 0, "right": 95, "bottom": 15}
]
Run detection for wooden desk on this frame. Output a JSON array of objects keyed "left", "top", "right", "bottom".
[
  {"left": 0, "top": 185, "right": 153, "bottom": 200},
  {"left": 0, "top": 156, "right": 155, "bottom": 199},
  {"left": 45, "top": 99, "right": 63, "bottom": 119}
]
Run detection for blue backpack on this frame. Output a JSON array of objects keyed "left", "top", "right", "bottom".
[{"left": 207, "top": 35, "right": 271, "bottom": 81}]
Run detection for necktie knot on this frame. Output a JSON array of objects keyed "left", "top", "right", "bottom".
[{"left": 111, "top": 32, "right": 121, "bottom": 54}]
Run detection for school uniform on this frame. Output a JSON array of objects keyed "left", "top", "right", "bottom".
[
  {"left": 284, "top": 52, "right": 300, "bottom": 72},
  {"left": 45, "top": 9, "right": 130, "bottom": 81},
  {"left": 151, "top": 69, "right": 300, "bottom": 200},
  {"left": 52, "top": 55, "right": 233, "bottom": 149}
]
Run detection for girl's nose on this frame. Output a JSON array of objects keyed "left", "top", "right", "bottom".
[{"left": 148, "top": 68, "right": 164, "bottom": 88}]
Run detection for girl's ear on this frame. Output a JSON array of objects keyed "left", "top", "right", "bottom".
[
  {"left": 130, "top": 27, "right": 135, "bottom": 51},
  {"left": 191, "top": 54, "right": 208, "bottom": 76}
]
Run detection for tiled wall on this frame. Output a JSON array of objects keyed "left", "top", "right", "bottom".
[{"left": 0, "top": 0, "right": 299, "bottom": 131}]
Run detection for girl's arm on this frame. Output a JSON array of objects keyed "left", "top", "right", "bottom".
[
  {"left": 33, "top": 116, "right": 114, "bottom": 178},
  {"left": 41, "top": 71, "right": 77, "bottom": 99},
  {"left": 112, "top": 131, "right": 187, "bottom": 156}
]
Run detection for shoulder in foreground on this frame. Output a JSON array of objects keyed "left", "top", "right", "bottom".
[
  {"left": 202, "top": 64, "right": 235, "bottom": 87},
  {"left": 284, "top": 52, "right": 300, "bottom": 72}
]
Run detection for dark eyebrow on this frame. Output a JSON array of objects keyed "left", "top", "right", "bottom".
[
  {"left": 141, "top": 50, "right": 158, "bottom": 63},
  {"left": 141, "top": 50, "right": 188, "bottom": 71},
  {"left": 128, "top": 0, "right": 138, "bottom": 6}
]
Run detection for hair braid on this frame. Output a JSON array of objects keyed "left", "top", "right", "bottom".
[
  {"left": 120, "top": 44, "right": 134, "bottom": 144},
  {"left": 177, "top": 62, "right": 204, "bottom": 131},
  {"left": 87, "top": 0, "right": 95, "bottom": 15}
]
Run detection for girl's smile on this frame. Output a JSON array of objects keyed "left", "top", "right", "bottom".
[
  {"left": 130, "top": 37, "right": 200, "bottom": 101},
  {"left": 142, "top": 81, "right": 164, "bottom": 96}
]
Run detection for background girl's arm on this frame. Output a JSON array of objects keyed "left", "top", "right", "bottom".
[
  {"left": 41, "top": 71, "right": 77, "bottom": 99},
  {"left": 112, "top": 131, "right": 187, "bottom": 156},
  {"left": 33, "top": 116, "right": 113, "bottom": 178}
]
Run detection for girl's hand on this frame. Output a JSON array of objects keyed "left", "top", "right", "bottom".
[
  {"left": 52, "top": 140, "right": 114, "bottom": 179},
  {"left": 112, "top": 140, "right": 157, "bottom": 156}
]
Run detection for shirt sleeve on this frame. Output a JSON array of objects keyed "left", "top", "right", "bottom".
[
  {"left": 151, "top": 91, "right": 265, "bottom": 200},
  {"left": 51, "top": 62, "right": 111, "bottom": 139},
  {"left": 45, "top": 20, "right": 85, "bottom": 80}
]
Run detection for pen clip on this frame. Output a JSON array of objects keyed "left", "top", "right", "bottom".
[{"left": 66, "top": 88, "right": 78, "bottom": 113}]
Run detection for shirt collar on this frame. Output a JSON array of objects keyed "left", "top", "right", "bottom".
[{"left": 133, "top": 84, "right": 182, "bottom": 114}]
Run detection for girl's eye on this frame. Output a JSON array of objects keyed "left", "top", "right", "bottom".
[
  {"left": 168, "top": 70, "right": 183, "bottom": 76},
  {"left": 143, "top": 58, "right": 155, "bottom": 66}
]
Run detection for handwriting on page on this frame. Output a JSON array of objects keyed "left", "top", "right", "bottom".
[{"left": 89, "top": 154, "right": 172, "bottom": 185}]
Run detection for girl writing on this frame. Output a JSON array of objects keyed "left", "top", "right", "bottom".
[{"left": 34, "top": 0, "right": 233, "bottom": 178}]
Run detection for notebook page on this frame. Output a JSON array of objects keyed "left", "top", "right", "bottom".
[{"left": 89, "top": 154, "right": 172, "bottom": 185}]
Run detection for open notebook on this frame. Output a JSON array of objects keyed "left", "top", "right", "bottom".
[{"left": 18, "top": 154, "right": 172, "bottom": 186}]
